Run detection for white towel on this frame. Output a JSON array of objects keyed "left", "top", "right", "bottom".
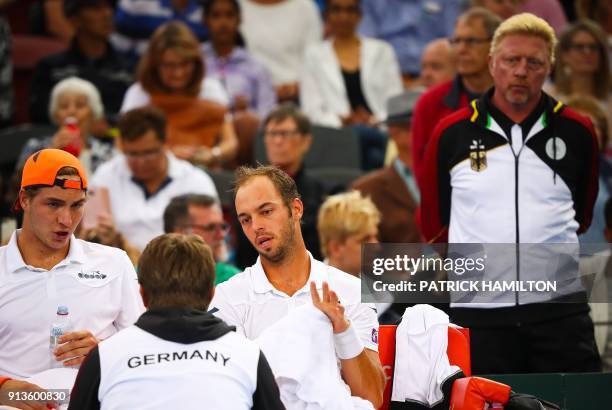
[
  {"left": 391, "top": 304, "right": 462, "bottom": 406},
  {"left": 255, "top": 305, "right": 374, "bottom": 410}
]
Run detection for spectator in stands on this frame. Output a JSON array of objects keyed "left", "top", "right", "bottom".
[
  {"left": 317, "top": 190, "right": 379, "bottom": 277},
  {"left": 352, "top": 92, "right": 422, "bottom": 244},
  {"left": 18, "top": 77, "right": 115, "bottom": 176},
  {"left": 576, "top": 0, "right": 612, "bottom": 64},
  {"left": 111, "top": 0, "right": 207, "bottom": 66},
  {"left": 300, "top": 0, "right": 402, "bottom": 170},
  {"left": 68, "top": 234, "right": 283, "bottom": 409},
  {"left": 418, "top": 38, "right": 456, "bottom": 90},
  {"left": 121, "top": 21, "right": 238, "bottom": 168},
  {"left": 201, "top": 0, "right": 276, "bottom": 165},
  {"left": 91, "top": 107, "right": 218, "bottom": 252},
  {"left": 519, "top": 0, "right": 567, "bottom": 34},
  {"left": 359, "top": 0, "right": 460, "bottom": 88},
  {"left": 301, "top": 0, "right": 402, "bottom": 128},
  {"left": 544, "top": 20, "right": 612, "bottom": 146},
  {"left": 421, "top": 13, "right": 601, "bottom": 374},
  {"left": 411, "top": 8, "right": 501, "bottom": 186},
  {"left": 234, "top": 104, "right": 324, "bottom": 269},
  {"left": 565, "top": 95, "right": 611, "bottom": 244},
  {"left": 202, "top": 0, "right": 275, "bottom": 118},
  {"left": 163, "top": 193, "right": 240, "bottom": 284},
  {"left": 29, "top": 0, "right": 133, "bottom": 126},
  {"left": 0, "top": 15, "right": 13, "bottom": 126},
  {"left": 238, "top": 0, "right": 322, "bottom": 103}
]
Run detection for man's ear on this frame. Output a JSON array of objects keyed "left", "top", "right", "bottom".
[
  {"left": 18, "top": 190, "right": 29, "bottom": 212},
  {"left": 328, "top": 239, "right": 342, "bottom": 259},
  {"left": 292, "top": 197, "right": 304, "bottom": 221},
  {"left": 488, "top": 54, "right": 494, "bottom": 76}
]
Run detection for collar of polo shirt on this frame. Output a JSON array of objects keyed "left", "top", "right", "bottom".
[
  {"left": 251, "top": 251, "right": 328, "bottom": 295},
  {"left": 5, "top": 230, "right": 87, "bottom": 273}
]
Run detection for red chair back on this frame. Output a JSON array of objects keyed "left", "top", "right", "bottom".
[{"left": 378, "top": 324, "right": 471, "bottom": 410}]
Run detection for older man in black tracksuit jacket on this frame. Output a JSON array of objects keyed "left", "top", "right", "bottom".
[{"left": 421, "top": 13, "right": 601, "bottom": 374}]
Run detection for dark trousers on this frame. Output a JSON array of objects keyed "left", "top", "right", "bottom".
[{"left": 451, "top": 308, "right": 601, "bottom": 374}]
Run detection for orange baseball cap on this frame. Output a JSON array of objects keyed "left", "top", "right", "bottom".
[{"left": 14, "top": 149, "right": 88, "bottom": 212}]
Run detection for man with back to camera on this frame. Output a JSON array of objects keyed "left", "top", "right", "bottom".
[
  {"left": 210, "top": 165, "right": 385, "bottom": 408},
  {"left": 421, "top": 13, "right": 601, "bottom": 373},
  {"left": 68, "top": 233, "right": 284, "bottom": 409},
  {"left": 0, "top": 149, "right": 144, "bottom": 409},
  {"left": 163, "top": 193, "right": 240, "bottom": 284}
]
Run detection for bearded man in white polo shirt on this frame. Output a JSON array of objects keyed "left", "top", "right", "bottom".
[
  {"left": 0, "top": 149, "right": 144, "bottom": 410},
  {"left": 210, "top": 165, "right": 385, "bottom": 408}
]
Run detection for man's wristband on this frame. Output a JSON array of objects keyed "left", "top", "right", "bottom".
[
  {"left": 0, "top": 377, "right": 12, "bottom": 389},
  {"left": 334, "top": 324, "right": 364, "bottom": 360}
]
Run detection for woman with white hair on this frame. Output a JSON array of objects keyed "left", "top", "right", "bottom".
[{"left": 17, "top": 76, "right": 115, "bottom": 175}]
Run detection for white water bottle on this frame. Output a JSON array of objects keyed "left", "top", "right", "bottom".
[{"left": 50, "top": 305, "right": 71, "bottom": 368}]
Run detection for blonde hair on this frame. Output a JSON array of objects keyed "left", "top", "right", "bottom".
[
  {"left": 490, "top": 12, "right": 557, "bottom": 64},
  {"left": 317, "top": 191, "right": 380, "bottom": 258}
]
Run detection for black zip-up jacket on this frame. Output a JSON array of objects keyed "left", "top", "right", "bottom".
[{"left": 421, "top": 90, "right": 598, "bottom": 245}]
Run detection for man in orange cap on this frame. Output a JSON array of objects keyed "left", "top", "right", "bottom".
[{"left": 0, "top": 149, "right": 144, "bottom": 409}]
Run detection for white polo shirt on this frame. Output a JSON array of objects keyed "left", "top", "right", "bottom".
[
  {"left": 0, "top": 231, "right": 144, "bottom": 379},
  {"left": 210, "top": 252, "right": 379, "bottom": 352},
  {"left": 91, "top": 152, "right": 219, "bottom": 251}
]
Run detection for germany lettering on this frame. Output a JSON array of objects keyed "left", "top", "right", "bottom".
[{"left": 127, "top": 350, "right": 230, "bottom": 368}]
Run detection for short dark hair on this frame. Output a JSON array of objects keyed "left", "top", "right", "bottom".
[
  {"left": 323, "top": 0, "right": 361, "bottom": 13},
  {"left": 263, "top": 103, "right": 311, "bottom": 136},
  {"left": 233, "top": 165, "right": 300, "bottom": 213},
  {"left": 163, "top": 194, "right": 219, "bottom": 233},
  {"left": 202, "top": 0, "right": 241, "bottom": 17},
  {"left": 458, "top": 7, "right": 502, "bottom": 39},
  {"left": 118, "top": 106, "right": 166, "bottom": 143},
  {"left": 139, "top": 234, "right": 216, "bottom": 310},
  {"left": 64, "top": 0, "right": 114, "bottom": 17}
]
